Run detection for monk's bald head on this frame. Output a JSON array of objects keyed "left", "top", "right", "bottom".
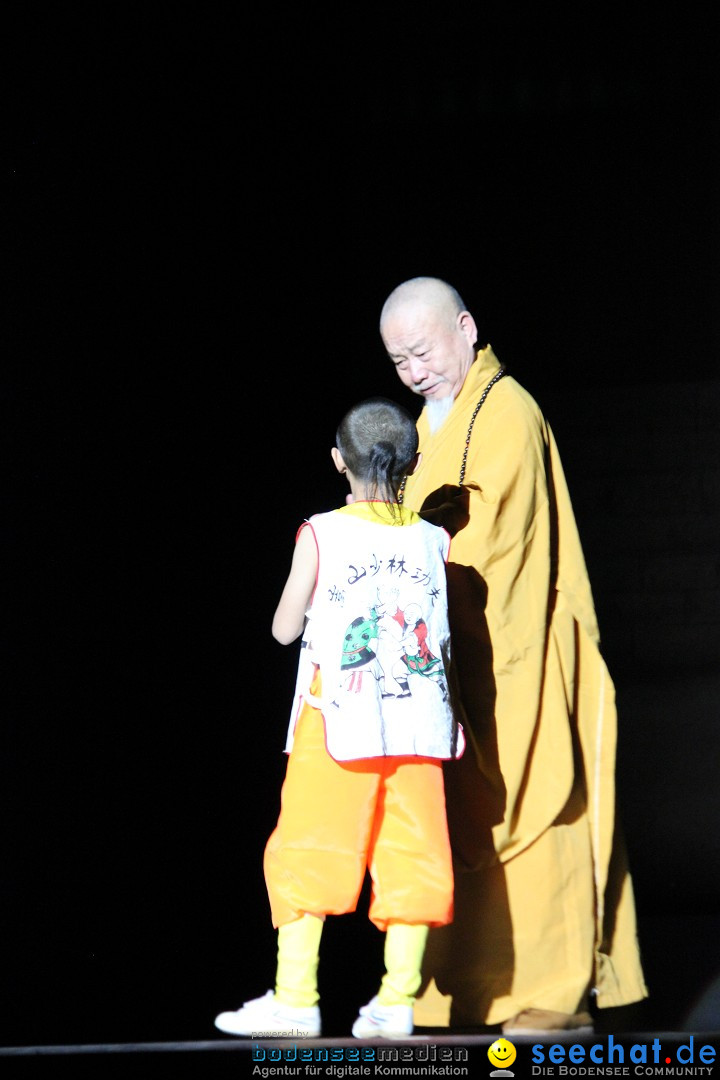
[{"left": 380, "top": 277, "right": 467, "bottom": 335}]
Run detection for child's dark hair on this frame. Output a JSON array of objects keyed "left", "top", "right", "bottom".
[{"left": 336, "top": 397, "right": 418, "bottom": 509}]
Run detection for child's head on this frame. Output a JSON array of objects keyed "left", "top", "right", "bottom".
[{"left": 335, "top": 397, "right": 418, "bottom": 504}]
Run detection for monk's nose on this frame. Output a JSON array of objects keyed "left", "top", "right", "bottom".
[{"left": 408, "top": 357, "right": 428, "bottom": 384}]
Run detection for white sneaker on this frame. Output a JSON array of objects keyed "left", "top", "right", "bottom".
[
  {"left": 214, "top": 990, "right": 321, "bottom": 1038},
  {"left": 352, "top": 995, "right": 413, "bottom": 1039}
]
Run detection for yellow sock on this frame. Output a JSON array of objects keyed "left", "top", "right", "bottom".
[
  {"left": 377, "top": 923, "right": 429, "bottom": 1007},
  {"left": 275, "top": 914, "right": 324, "bottom": 1008}
]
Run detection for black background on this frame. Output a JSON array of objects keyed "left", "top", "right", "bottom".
[{"left": 5, "top": 3, "right": 719, "bottom": 1051}]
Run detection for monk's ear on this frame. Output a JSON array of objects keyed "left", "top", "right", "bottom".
[
  {"left": 331, "top": 447, "right": 347, "bottom": 475},
  {"left": 458, "top": 310, "right": 478, "bottom": 348},
  {"left": 406, "top": 452, "right": 422, "bottom": 477}
]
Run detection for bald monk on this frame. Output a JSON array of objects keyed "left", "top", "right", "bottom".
[{"left": 380, "top": 277, "right": 648, "bottom": 1035}]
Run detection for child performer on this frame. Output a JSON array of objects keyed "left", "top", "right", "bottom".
[{"left": 214, "top": 398, "right": 464, "bottom": 1040}]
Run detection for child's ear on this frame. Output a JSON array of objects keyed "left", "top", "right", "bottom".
[
  {"left": 331, "top": 447, "right": 347, "bottom": 475},
  {"left": 406, "top": 451, "right": 422, "bottom": 476}
]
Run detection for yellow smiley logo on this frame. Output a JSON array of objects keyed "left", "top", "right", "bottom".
[{"left": 488, "top": 1038, "right": 517, "bottom": 1069}]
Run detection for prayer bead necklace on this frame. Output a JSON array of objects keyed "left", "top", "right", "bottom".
[
  {"left": 397, "top": 366, "right": 507, "bottom": 504},
  {"left": 458, "top": 365, "right": 507, "bottom": 484}
]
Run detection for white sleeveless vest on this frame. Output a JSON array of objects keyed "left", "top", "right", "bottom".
[{"left": 285, "top": 505, "right": 465, "bottom": 762}]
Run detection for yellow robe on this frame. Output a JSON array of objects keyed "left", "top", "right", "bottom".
[{"left": 403, "top": 347, "right": 648, "bottom": 1027}]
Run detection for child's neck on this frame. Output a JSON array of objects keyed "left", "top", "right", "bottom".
[
  {"left": 347, "top": 481, "right": 387, "bottom": 504},
  {"left": 348, "top": 487, "right": 374, "bottom": 503}
]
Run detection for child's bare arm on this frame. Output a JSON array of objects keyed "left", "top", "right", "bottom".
[{"left": 272, "top": 526, "right": 318, "bottom": 645}]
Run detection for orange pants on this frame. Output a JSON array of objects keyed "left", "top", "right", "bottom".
[{"left": 264, "top": 697, "right": 454, "bottom": 932}]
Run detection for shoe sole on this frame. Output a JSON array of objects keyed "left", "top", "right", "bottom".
[
  {"left": 215, "top": 1015, "right": 320, "bottom": 1038},
  {"left": 216, "top": 1026, "right": 321, "bottom": 1037},
  {"left": 352, "top": 1024, "right": 413, "bottom": 1039},
  {"left": 503, "top": 1025, "right": 594, "bottom": 1035}
]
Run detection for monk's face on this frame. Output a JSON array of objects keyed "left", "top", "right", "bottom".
[{"left": 382, "top": 303, "right": 477, "bottom": 401}]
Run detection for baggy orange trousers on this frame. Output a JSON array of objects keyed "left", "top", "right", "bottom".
[{"left": 264, "top": 681, "right": 454, "bottom": 933}]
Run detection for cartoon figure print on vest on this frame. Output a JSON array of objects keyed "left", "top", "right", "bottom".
[{"left": 340, "top": 583, "right": 447, "bottom": 703}]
